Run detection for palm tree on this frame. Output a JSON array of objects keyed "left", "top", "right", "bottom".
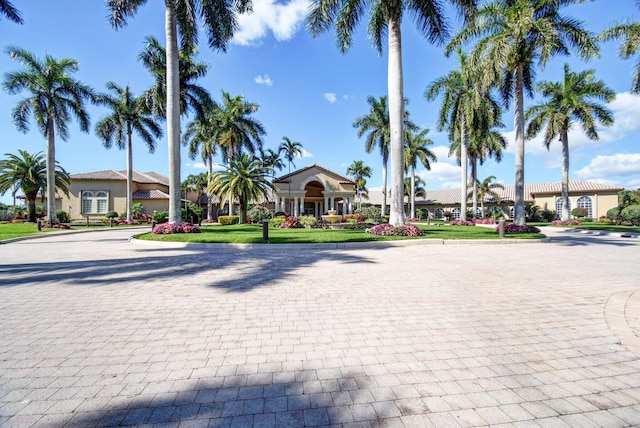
[
  {"left": 0, "top": 150, "right": 70, "bottom": 222},
  {"left": 353, "top": 96, "right": 417, "bottom": 217},
  {"left": 404, "top": 128, "right": 436, "bottom": 219},
  {"left": 183, "top": 102, "right": 223, "bottom": 220},
  {"left": 217, "top": 92, "right": 266, "bottom": 164},
  {"left": 106, "top": 0, "right": 252, "bottom": 224},
  {"left": 307, "top": 0, "right": 476, "bottom": 226},
  {"left": 278, "top": 137, "right": 303, "bottom": 215},
  {"left": 598, "top": 2, "right": 640, "bottom": 93},
  {"left": 3, "top": 47, "right": 95, "bottom": 224},
  {"left": 208, "top": 153, "right": 274, "bottom": 224},
  {"left": 467, "top": 127, "right": 506, "bottom": 218},
  {"left": 95, "top": 82, "right": 162, "bottom": 222},
  {"left": 475, "top": 175, "right": 505, "bottom": 217},
  {"left": 404, "top": 176, "right": 427, "bottom": 216},
  {"left": 448, "top": 0, "right": 598, "bottom": 225},
  {"left": 0, "top": 0, "right": 22, "bottom": 23},
  {"left": 138, "top": 36, "right": 212, "bottom": 120},
  {"left": 346, "top": 160, "right": 373, "bottom": 210},
  {"left": 259, "top": 147, "right": 284, "bottom": 180},
  {"left": 525, "top": 63, "right": 614, "bottom": 220},
  {"left": 427, "top": 48, "right": 501, "bottom": 222}
]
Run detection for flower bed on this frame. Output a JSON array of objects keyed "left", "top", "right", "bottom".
[
  {"left": 152, "top": 222, "right": 201, "bottom": 234},
  {"left": 450, "top": 220, "right": 476, "bottom": 226},
  {"left": 279, "top": 216, "right": 298, "bottom": 229},
  {"left": 366, "top": 223, "right": 424, "bottom": 237},
  {"left": 551, "top": 219, "right": 582, "bottom": 226},
  {"left": 474, "top": 218, "right": 496, "bottom": 224},
  {"left": 117, "top": 220, "right": 140, "bottom": 225},
  {"left": 42, "top": 222, "right": 71, "bottom": 229},
  {"left": 496, "top": 223, "right": 540, "bottom": 233}
]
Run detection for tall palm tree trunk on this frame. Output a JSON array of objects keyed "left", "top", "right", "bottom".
[
  {"left": 460, "top": 117, "right": 468, "bottom": 222},
  {"left": 514, "top": 65, "right": 526, "bottom": 225},
  {"left": 26, "top": 192, "right": 37, "bottom": 223},
  {"left": 46, "top": 117, "right": 57, "bottom": 224},
  {"left": 126, "top": 130, "right": 133, "bottom": 222},
  {"left": 381, "top": 157, "right": 388, "bottom": 216},
  {"left": 410, "top": 166, "right": 416, "bottom": 219},
  {"left": 166, "top": 4, "right": 181, "bottom": 224},
  {"left": 207, "top": 154, "right": 213, "bottom": 220},
  {"left": 471, "top": 157, "right": 478, "bottom": 219},
  {"left": 560, "top": 131, "right": 570, "bottom": 221},
  {"left": 387, "top": 19, "right": 405, "bottom": 227}
]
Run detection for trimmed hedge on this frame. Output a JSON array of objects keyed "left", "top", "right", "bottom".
[{"left": 218, "top": 215, "right": 240, "bottom": 225}]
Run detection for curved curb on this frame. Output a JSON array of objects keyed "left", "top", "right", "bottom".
[{"left": 605, "top": 289, "right": 640, "bottom": 356}]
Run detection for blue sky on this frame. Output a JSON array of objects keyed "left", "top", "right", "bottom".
[{"left": 1, "top": 0, "right": 639, "bottom": 206}]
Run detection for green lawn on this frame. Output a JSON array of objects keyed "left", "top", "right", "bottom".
[
  {"left": 566, "top": 223, "right": 640, "bottom": 233},
  {"left": 0, "top": 223, "right": 57, "bottom": 240},
  {"left": 135, "top": 223, "right": 544, "bottom": 244}
]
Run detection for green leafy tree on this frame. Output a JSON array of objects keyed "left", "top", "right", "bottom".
[
  {"left": 598, "top": 3, "right": 640, "bottom": 93},
  {"left": 346, "top": 160, "right": 373, "bottom": 210},
  {"left": 404, "top": 128, "right": 436, "bottom": 219},
  {"left": 3, "top": 47, "right": 95, "bottom": 224},
  {"left": 216, "top": 92, "right": 266, "bottom": 164},
  {"left": 474, "top": 175, "right": 505, "bottom": 218},
  {"left": 448, "top": 0, "right": 598, "bottom": 225},
  {"left": 278, "top": 137, "right": 303, "bottom": 215},
  {"left": 526, "top": 64, "right": 614, "bottom": 220},
  {"left": 308, "top": 0, "right": 476, "bottom": 226},
  {"left": 259, "top": 147, "right": 284, "bottom": 180},
  {"left": 95, "top": 82, "right": 162, "bottom": 222},
  {"left": 0, "top": 150, "right": 70, "bottom": 222},
  {"left": 0, "top": 0, "right": 22, "bottom": 23},
  {"left": 208, "top": 153, "right": 274, "bottom": 224},
  {"left": 107, "top": 0, "right": 252, "bottom": 224}
]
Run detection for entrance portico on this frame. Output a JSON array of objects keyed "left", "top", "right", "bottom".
[{"left": 273, "top": 164, "right": 357, "bottom": 217}]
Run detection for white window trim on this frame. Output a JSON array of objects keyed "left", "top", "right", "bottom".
[{"left": 81, "top": 190, "right": 109, "bottom": 215}]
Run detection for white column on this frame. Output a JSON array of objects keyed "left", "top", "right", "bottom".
[
  {"left": 294, "top": 197, "right": 299, "bottom": 216},
  {"left": 299, "top": 197, "right": 305, "bottom": 216},
  {"left": 342, "top": 198, "right": 347, "bottom": 215},
  {"left": 331, "top": 197, "right": 335, "bottom": 211},
  {"left": 324, "top": 196, "right": 329, "bottom": 213},
  {"left": 348, "top": 198, "right": 353, "bottom": 214},
  {"left": 275, "top": 197, "right": 280, "bottom": 212}
]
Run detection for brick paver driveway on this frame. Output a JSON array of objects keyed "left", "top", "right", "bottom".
[{"left": 1, "top": 228, "right": 639, "bottom": 427}]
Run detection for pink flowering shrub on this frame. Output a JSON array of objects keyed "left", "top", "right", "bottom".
[
  {"left": 450, "top": 220, "right": 476, "bottom": 226},
  {"left": 551, "top": 219, "right": 582, "bottom": 226},
  {"left": 41, "top": 222, "right": 71, "bottom": 229},
  {"left": 496, "top": 223, "right": 540, "bottom": 233},
  {"left": 343, "top": 214, "right": 366, "bottom": 223},
  {"left": 367, "top": 223, "right": 424, "bottom": 236},
  {"left": 152, "top": 222, "right": 201, "bottom": 234},
  {"left": 406, "top": 217, "right": 421, "bottom": 222},
  {"left": 117, "top": 220, "right": 140, "bottom": 225},
  {"left": 279, "top": 216, "right": 298, "bottom": 229},
  {"left": 474, "top": 218, "right": 495, "bottom": 224},
  {"left": 201, "top": 219, "right": 217, "bottom": 224}
]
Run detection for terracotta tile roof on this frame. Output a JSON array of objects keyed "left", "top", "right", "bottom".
[
  {"left": 366, "top": 180, "right": 623, "bottom": 206},
  {"left": 132, "top": 189, "right": 169, "bottom": 200},
  {"left": 275, "top": 163, "right": 355, "bottom": 185},
  {"left": 70, "top": 170, "right": 169, "bottom": 186}
]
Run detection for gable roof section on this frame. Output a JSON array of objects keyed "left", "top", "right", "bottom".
[
  {"left": 133, "top": 189, "right": 170, "bottom": 200},
  {"left": 274, "top": 163, "right": 355, "bottom": 185},
  {"left": 70, "top": 170, "right": 169, "bottom": 186}
]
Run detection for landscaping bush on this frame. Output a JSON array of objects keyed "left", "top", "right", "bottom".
[
  {"left": 571, "top": 207, "right": 588, "bottom": 218},
  {"left": 247, "top": 205, "right": 272, "bottom": 223},
  {"left": 153, "top": 210, "right": 169, "bottom": 224},
  {"left": 606, "top": 207, "right": 622, "bottom": 224},
  {"left": 279, "top": 216, "right": 298, "bottom": 229},
  {"left": 343, "top": 213, "right": 366, "bottom": 223},
  {"left": 56, "top": 210, "right": 70, "bottom": 223},
  {"left": 450, "top": 219, "right": 476, "bottom": 226},
  {"left": 218, "top": 215, "right": 240, "bottom": 225},
  {"left": 366, "top": 223, "right": 424, "bottom": 236},
  {"left": 406, "top": 217, "right": 420, "bottom": 222},
  {"left": 152, "top": 222, "right": 201, "bottom": 234},
  {"left": 269, "top": 218, "right": 285, "bottom": 228},
  {"left": 117, "top": 220, "right": 141, "bottom": 225},
  {"left": 621, "top": 204, "right": 640, "bottom": 226},
  {"left": 475, "top": 218, "right": 495, "bottom": 224},
  {"left": 552, "top": 219, "right": 582, "bottom": 226},
  {"left": 41, "top": 222, "right": 71, "bottom": 229},
  {"left": 273, "top": 211, "right": 287, "bottom": 217},
  {"left": 355, "top": 206, "right": 382, "bottom": 224},
  {"left": 343, "top": 222, "right": 373, "bottom": 230},
  {"left": 298, "top": 215, "right": 318, "bottom": 229},
  {"left": 416, "top": 209, "right": 424, "bottom": 219},
  {"left": 496, "top": 223, "right": 540, "bottom": 233},
  {"left": 132, "top": 202, "right": 146, "bottom": 218},
  {"left": 105, "top": 211, "right": 119, "bottom": 219}
]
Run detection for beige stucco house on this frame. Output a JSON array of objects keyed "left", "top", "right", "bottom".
[
  {"left": 56, "top": 170, "right": 181, "bottom": 219},
  {"left": 272, "top": 164, "right": 356, "bottom": 217}
]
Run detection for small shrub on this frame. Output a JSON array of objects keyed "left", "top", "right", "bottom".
[
  {"left": 406, "top": 217, "right": 420, "bottom": 222},
  {"left": 152, "top": 222, "right": 201, "bottom": 234},
  {"left": 247, "top": 205, "right": 272, "bottom": 223},
  {"left": 117, "top": 220, "right": 140, "bottom": 225},
  {"left": 298, "top": 215, "right": 318, "bottom": 229},
  {"left": 416, "top": 209, "right": 424, "bottom": 219},
  {"left": 153, "top": 210, "right": 168, "bottom": 224},
  {"left": 621, "top": 204, "right": 640, "bottom": 226},
  {"left": 450, "top": 220, "right": 476, "bottom": 226},
  {"left": 269, "top": 218, "right": 285, "bottom": 228},
  {"left": 571, "top": 207, "right": 588, "bottom": 218},
  {"left": 56, "top": 210, "right": 70, "bottom": 223},
  {"left": 355, "top": 206, "right": 382, "bottom": 224},
  {"left": 105, "top": 211, "right": 119, "bottom": 219},
  {"left": 279, "top": 216, "right": 298, "bottom": 228},
  {"left": 343, "top": 213, "right": 367, "bottom": 223},
  {"left": 201, "top": 218, "right": 217, "bottom": 224},
  {"left": 41, "top": 222, "right": 71, "bottom": 229},
  {"left": 552, "top": 219, "right": 582, "bottom": 226},
  {"left": 132, "top": 202, "right": 146, "bottom": 218},
  {"left": 475, "top": 218, "right": 495, "bottom": 225},
  {"left": 274, "top": 211, "right": 287, "bottom": 217},
  {"left": 218, "top": 215, "right": 240, "bottom": 225},
  {"left": 496, "top": 223, "right": 540, "bottom": 233},
  {"left": 343, "top": 222, "right": 372, "bottom": 230},
  {"left": 366, "top": 223, "right": 424, "bottom": 236}
]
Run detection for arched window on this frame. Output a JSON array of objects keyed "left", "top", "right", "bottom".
[
  {"left": 434, "top": 208, "right": 444, "bottom": 220},
  {"left": 82, "top": 191, "right": 93, "bottom": 214},
  {"left": 556, "top": 197, "right": 571, "bottom": 216},
  {"left": 452, "top": 207, "right": 461, "bottom": 220},
  {"left": 577, "top": 196, "right": 593, "bottom": 218},
  {"left": 82, "top": 191, "right": 109, "bottom": 214}
]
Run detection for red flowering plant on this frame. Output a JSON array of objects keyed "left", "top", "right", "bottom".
[
  {"left": 343, "top": 214, "right": 366, "bottom": 223},
  {"left": 551, "top": 219, "right": 582, "bottom": 226},
  {"left": 450, "top": 220, "right": 476, "bottom": 226},
  {"left": 152, "top": 222, "right": 201, "bottom": 234},
  {"left": 474, "top": 218, "right": 495, "bottom": 224},
  {"left": 497, "top": 223, "right": 540, "bottom": 233},
  {"left": 366, "top": 223, "right": 424, "bottom": 236},
  {"left": 41, "top": 222, "right": 71, "bottom": 229},
  {"left": 279, "top": 216, "right": 298, "bottom": 228}
]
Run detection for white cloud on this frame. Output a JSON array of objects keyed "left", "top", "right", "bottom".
[
  {"left": 431, "top": 145, "right": 455, "bottom": 164},
  {"left": 185, "top": 162, "right": 207, "bottom": 169},
  {"left": 575, "top": 153, "right": 640, "bottom": 179},
  {"left": 323, "top": 93, "right": 337, "bottom": 103},
  {"left": 299, "top": 148, "right": 313, "bottom": 158},
  {"left": 233, "top": 0, "right": 311, "bottom": 45},
  {"left": 417, "top": 162, "right": 461, "bottom": 188},
  {"left": 255, "top": 74, "right": 273, "bottom": 86}
]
